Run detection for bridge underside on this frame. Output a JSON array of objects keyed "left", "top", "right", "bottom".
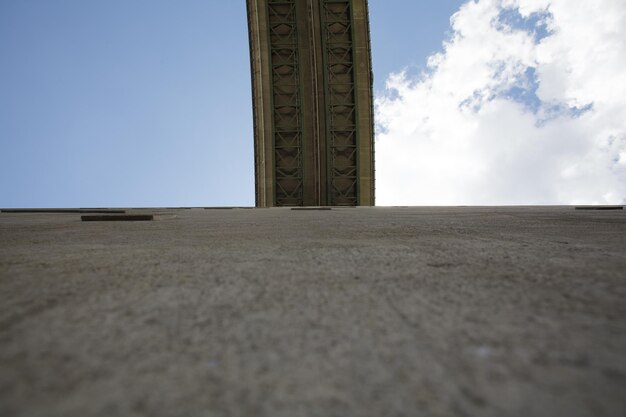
[{"left": 247, "top": 0, "right": 374, "bottom": 207}]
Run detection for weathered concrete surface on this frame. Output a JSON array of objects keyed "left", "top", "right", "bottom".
[{"left": 0, "top": 207, "right": 624, "bottom": 417}]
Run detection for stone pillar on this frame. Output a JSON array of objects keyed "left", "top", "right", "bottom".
[{"left": 247, "top": 0, "right": 374, "bottom": 207}]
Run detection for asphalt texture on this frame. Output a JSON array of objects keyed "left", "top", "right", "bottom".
[{"left": 0, "top": 207, "right": 625, "bottom": 417}]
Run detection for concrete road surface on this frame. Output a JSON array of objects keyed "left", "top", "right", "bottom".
[{"left": 0, "top": 207, "right": 625, "bottom": 417}]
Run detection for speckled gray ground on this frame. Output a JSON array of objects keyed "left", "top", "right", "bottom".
[{"left": 0, "top": 207, "right": 625, "bottom": 417}]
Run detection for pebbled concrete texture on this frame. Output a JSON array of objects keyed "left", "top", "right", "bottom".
[{"left": 0, "top": 206, "right": 625, "bottom": 417}]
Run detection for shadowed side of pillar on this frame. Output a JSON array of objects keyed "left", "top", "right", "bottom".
[{"left": 247, "top": 0, "right": 374, "bottom": 207}]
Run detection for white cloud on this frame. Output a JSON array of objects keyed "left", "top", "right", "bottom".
[{"left": 375, "top": 0, "right": 626, "bottom": 205}]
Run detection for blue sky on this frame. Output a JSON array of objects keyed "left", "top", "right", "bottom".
[
  {"left": 1, "top": 0, "right": 624, "bottom": 207},
  {"left": 0, "top": 0, "right": 463, "bottom": 207}
]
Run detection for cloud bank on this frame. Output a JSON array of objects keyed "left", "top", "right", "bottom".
[{"left": 375, "top": 0, "right": 626, "bottom": 205}]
